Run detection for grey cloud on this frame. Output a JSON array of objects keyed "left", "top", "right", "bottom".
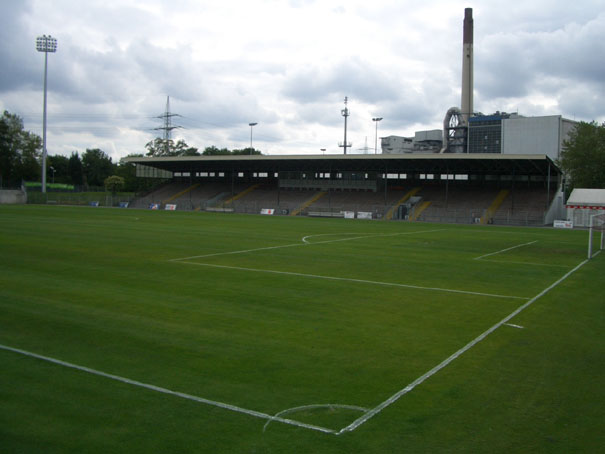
[
  {"left": 0, "top": 1, "right": 43, "bottom": 92},
  {"left": 282, "top": 57, "right": 402, "bottom": 104},
  {"left": 475, "top": 11, "right": 605, "bottom": 120}
]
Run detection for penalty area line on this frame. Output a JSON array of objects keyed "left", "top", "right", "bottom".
[
  {"left": 335, "top": 255, "right": 593, "bottom": 435},
  {"left": 178, "top": 261, "right": 528, "bottom": 300},
  {"left": 0, "top": 344, "right": 336, "bottom": 435},
  {"left": 474, "top": 240, "right": 538, "bottom": 260},
  {"left": 172, "top": 228, "right": 447, "bottom": 261}
]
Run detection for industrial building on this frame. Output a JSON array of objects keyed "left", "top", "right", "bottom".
[{"left": 383, "top": 113, "right": 576, "bottom": 159}]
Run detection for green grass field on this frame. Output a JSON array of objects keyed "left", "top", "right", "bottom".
[{"left": 1, "top": 205, "right": 603, "bottom": 453}]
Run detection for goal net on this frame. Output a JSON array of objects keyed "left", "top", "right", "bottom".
[{"left": 588, "top": 212, "right": 605, "bottom": 259}]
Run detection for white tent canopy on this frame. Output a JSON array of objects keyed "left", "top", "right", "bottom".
[
  {"left": 566, "top": 188, "right": 605, "bottom": 207},
  {"left": 566, "top": 188, "right": 605, "bottom": 227}
]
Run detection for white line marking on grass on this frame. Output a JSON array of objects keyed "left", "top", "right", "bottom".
[
  {"left": 504, "top": 323, "right": 524, "bottom": 329},
  {"left": 263, "top": 404, "right": 368, "bottom": 432},
  {"left": 302, "top": 232, "right": 369, "bottom": 244},
  {"left": 335, "top": 256, "right": 592, "bottom": 435},
  {"left": 0, "top": 344, "right": 336, "bottom": 435},
  {"left": 301, "top": 229, "right": 447, "bottom": 244},
  {"left": 170, "top": 242, "right": 306, "bottom": 261},
  {"left": 177, "top": 261, "right": 529, "bottom": 300},
  {"left": 172, "top": 228, "right": 447, "bottom": 261},
  {"left": 474, "top": 240, "right": 538, "bottom": 260},
  {"left": 477, "top": 259, "right": 569, "bottom": 268}
]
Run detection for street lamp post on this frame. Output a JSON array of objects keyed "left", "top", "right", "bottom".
[
  {"left": 248, "top": 122, "right": 258, "bottom": 153},
  {"left": 372, "top": 117, "right": 383, "bottom": 154},
  {"left": 36, "top": 35, "right": 57, "bottom": 193}
]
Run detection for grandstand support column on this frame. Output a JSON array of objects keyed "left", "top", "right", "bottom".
[
  {"left": 277, "top": 173, "right": 281, "bottom": 208},
  {"left": 445, "top": 167, "right": 450, "bottom": 209},
  {"left": 547, "top": 163, "right": 551, "bottom": 209},
  {"left": 384, "top": 165, "right": 388, "bottom": 205},
  {"left": 511, "top": 167, "right": 516, "bottom": 212},
  {"left": 231, "top": 169, "right": 235, "bottom": 197}
]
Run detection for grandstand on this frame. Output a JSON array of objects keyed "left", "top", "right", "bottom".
[{"left": 124, "top": 153, "right": 564, "bottom": 226}]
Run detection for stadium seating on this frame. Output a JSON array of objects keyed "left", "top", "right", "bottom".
[{"left": 130, "top": 180, "right": 556, "bottom": 225}]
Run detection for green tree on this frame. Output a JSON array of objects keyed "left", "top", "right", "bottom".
[
  {"left": 104, "top": 175, "right": 125, "bottom": 195},
  {"left": 201, "top": 146, "right": 262, "bottom": 156},
  {"left": 116, "top": 154, "right": 156, "bottom": 193},
  {"left": 82, "top": 148, "right": 115, "bottom": 188},
  {"left": 47, "top": 154, "right": 69, "bottom": 184},
  {"left": 68, "top": 152, "right": 84, "bottom": 186},
  {"left": 145, "top": 138, "right": 199, "bottom": 157},
  {"left": 0, "top": 110, "right": 42, "bottom": 187},
  {"left": 232, "top": 147, "right": 261, "bottom": 155},
  {"left": 202, "top": 146, "right": 232, "bottom": 156},
  {"left": 559, "top": 121, "right": 605, "bottom": 190}
]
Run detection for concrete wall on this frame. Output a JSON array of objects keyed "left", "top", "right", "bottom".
[{"left": 0, "top": 190, "right": 27, "bottom": 204}]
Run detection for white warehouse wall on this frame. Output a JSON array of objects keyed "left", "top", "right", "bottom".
[{"left": 501, "top": 115, "right": 571, "bottom": 160}]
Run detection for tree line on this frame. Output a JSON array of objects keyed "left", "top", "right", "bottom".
[{"left": 0, "top": 110, "right": 261, "bottom": 193}]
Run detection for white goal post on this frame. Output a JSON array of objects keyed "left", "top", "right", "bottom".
[{"left": 588, "top": 213, "right": 605, "bottom": 259}]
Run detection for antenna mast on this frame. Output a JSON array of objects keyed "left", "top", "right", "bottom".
[{"left": 338, "top": 96, "right": 351, "bottom": 154}]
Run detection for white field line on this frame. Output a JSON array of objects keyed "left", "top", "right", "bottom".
[
  {"left": 302, "top": 232, "right": 372, "bottom": 244},
  {"left": 474, "top": 240, "right": 538, "bottom": 260},
  {"left": 263, "top": 404, "right": 367, "bottom": 432},
  {"left": 171, "top": 228, "right": 447, "bottom": 261},
  {"left": 170, "top": 242, "right": 305, "bottom": 261},
  {"left": 477, "top": 259, "right": 569, "bottom": 268},
  {"left": 335, "top": 256, "right": 593, "bottom": 435},
  {"left": 0, "top": 344, "right": 337, "bottom": 435},
  {"left": 504, "top": 323, "right": 525, "bottom": 329},
  {"left": 301, "top": 229, "right": 448, "bottom": 244},
  {"left": 177, "top": 261, "right": 528, "bottom": 300}
]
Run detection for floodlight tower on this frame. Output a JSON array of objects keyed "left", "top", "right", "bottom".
[
  {"left": 249, "top": 122, "right": 258, "bottom": 152},
  {"left": 36, "top": 35, "right": 57, "bottom": 193},
  {"left": 372, "top": 117, "right": 383, "bottom": 154}
]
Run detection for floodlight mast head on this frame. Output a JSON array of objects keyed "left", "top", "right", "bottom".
[{"left": 36, "top": 35, "right": 57, "bottom": 53}]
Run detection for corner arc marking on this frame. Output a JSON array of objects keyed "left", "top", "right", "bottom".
[{"left": 263, "top": 404, "right": 367, "bottom": 432}]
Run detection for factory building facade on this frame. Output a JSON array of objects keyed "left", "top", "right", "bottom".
[
  {"left": 468, "top": 113, "right": 576, "bottom": 160},
  {"left": 382, "top": 114, "right": 577, "bottom": 159}
]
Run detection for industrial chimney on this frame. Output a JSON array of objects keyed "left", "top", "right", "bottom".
[{"left": 461, "top": 7, "right": 473, "bottom": 124}]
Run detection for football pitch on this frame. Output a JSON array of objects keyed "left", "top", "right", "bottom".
[{"left": 1, "top": 205, "right": 603, "bottom": 453}]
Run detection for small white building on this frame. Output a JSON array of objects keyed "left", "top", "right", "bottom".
[
  {"left": 381, "top": 135, "right": 414, "bottom": 154},
  {"left": 565, "top": 188, "right": 605, "bottom": 227},
  {"left": 381, "top": 130, "right": 442, "bottom": 154}
]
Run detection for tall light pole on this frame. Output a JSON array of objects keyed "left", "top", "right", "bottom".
[
  {"left": 372, "top": 117, "right": 383, "bottom": 154},
  {"left": 36, "top": 35, "right": 57, "bottom": 193},
  {"left": 248, "top": 122, "right": 257, "bottom": 153}
]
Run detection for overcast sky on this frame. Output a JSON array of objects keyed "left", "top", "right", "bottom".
[{"left": 1, "top": 0, "right": 604, "bottom": 161}]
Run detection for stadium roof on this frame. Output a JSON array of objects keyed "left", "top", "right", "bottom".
[{"left": 124, "top": 153, "right": 561, "bottom": 177}]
